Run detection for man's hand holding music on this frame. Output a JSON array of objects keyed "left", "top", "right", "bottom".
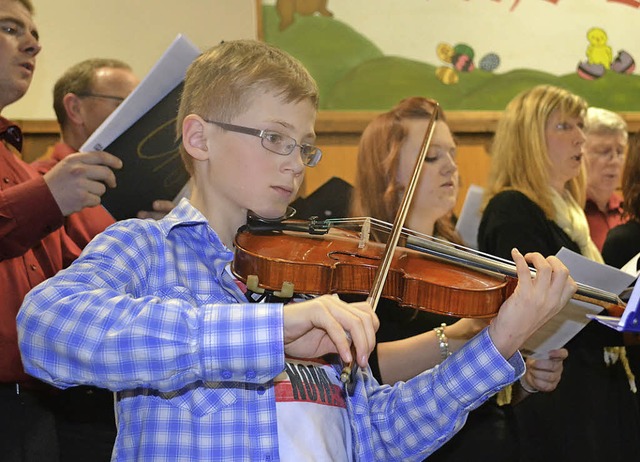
[{"left": 44, "top": 151, "right": 122, "bottom": 216}]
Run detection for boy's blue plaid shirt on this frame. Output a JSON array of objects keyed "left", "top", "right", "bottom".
[{"left": 18, "top": 199, "right": 524, "bottom": 461}]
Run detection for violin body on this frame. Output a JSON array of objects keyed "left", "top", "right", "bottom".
[{"left": 233, "top": 226, "right": 516, "bottom": 318}]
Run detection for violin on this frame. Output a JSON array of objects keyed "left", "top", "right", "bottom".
[
  {"left": 233, "top": 99, "right": 626, "bottom": 386},
  {"left": 232, "top": 216, "right": 627, "bottom": 319}
]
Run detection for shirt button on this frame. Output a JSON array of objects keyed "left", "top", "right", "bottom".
[
  {"left": 3, "top": 177, "right": 9, "bottom": 183},
  {"left": 246, "top": 370, "right": 256, "bottom": 380},
  {"left": 257, "top": 386, "right": 265, "bottom": 395},
  {"left": 221, "top": 370, "right": 232, "bottom": 380},
  {"left": 30, "top": 264, "right": 37, "bottom": 271}
]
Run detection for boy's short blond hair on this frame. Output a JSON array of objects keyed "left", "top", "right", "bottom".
[
  {"left": 14, "top": 0, "right": 34, "bottom": 13},
  {"left": 177, "top": 40, "right": 319, "bottom": 175}
]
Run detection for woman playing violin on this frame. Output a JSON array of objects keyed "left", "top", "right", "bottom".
[
  {"left": 349, "top": 96, "right": 568, "bottom": 461},
  {"left": 479, "top": 85, "right": 640, "bottom": 462}
]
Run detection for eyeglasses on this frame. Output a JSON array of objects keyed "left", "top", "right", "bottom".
[
  {"left": 589, "top": 148, "right": 626, "bottom": 162},
  {"left": 76, "top": 93, "right": 126, "bottom": 104},
  {"left": 203, "top": 119, "right": 322, "bottom": 167}
]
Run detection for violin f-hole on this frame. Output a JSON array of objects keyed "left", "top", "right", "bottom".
[{"left": 328, "top": 250, "right": 380, "bottom": 262}]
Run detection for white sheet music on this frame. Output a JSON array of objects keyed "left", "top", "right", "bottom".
[
  {"left": 620, "top": 252, "right": 640, "bottom": 277},
  {"left": 521, "top": 248, "right": 636, "bottom": 357},
  {"left": 455, "top": 184, "right": 484, "bottom": 250},
  {"left": 80, "top": 34, "right": 200, "bottom": 153}
]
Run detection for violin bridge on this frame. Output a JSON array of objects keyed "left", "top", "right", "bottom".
[
  {"left": 273, "top": 281, "right": 294, "bottom": 299},
  {"left": 246, "top": 275, "right": 265, "bottom": 294},
  {"left": 358, "top": 217, "right": 371, "bottom": 249}
]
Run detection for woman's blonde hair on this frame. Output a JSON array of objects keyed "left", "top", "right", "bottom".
[
  {"left": 483, "top": 85, "right": 588, "bottom": 218},
  {"left": 350, "top": 96, "right": 461, "bottom": 243}
]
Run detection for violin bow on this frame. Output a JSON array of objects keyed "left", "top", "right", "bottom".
[{"left": 341, "top": 100, "right": 441, "bottom": 389}]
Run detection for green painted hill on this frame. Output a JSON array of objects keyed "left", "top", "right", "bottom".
[
  {"left": 263, "top": 6, "right": 383, "bottom": 108},
  {"left": 263, "top": 6, "right": 640, "bottom": 110}
]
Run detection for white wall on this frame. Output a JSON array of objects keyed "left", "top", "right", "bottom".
[
  {"left": 6, "top": 0, "right": 257, "bottom": 120},
  {"left": 263, "top": 0, "right": 640, "bottom": 76},
  {"left": 13, "top": 0, "right": 640, "bottom": 120}
]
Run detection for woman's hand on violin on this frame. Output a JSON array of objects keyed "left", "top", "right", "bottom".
[
  {"left": 282, "top": 294, "right": 379, "bottom": 368},
  {"left": 522, "top": 348, "right": 569, "bottom": 393},
  {"left": 488, "top": 249, "right": 577, "bottom": 359}
]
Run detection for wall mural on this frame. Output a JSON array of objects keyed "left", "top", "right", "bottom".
[{"left": 260, "top": 0, "right": 640, "bottom": 111}]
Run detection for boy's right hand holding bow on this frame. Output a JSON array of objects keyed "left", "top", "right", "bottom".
[{"left": 283, "top": 294, "right": 379, "bottom": 369}]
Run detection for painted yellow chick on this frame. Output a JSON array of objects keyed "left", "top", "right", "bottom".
[{"left": 586, "top": 27, "right": 613, "bottom": 69}]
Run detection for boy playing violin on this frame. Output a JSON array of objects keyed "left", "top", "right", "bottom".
[{"left": 17, "top": 40, "right": 576, "bottom": 461}]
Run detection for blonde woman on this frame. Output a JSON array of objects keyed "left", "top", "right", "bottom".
[{"left": 479, "top": 85, "right": 640, "bottom": 462}]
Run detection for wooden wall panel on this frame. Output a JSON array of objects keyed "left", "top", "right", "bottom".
[
  {"left": 18, "top": 112, "right": 639, "bottom": 218},
  {"left": 13, "top": 120, "right": 59, "bottom": 163}
]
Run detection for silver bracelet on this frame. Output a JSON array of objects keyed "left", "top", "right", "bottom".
[
  {"left": 434, "top": 323, "right": 451, "bottom": 361},
  {"left": 519, "top": 376, "right": 539, "bottom": 394}
]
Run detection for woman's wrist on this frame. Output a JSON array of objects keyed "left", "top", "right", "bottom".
[{"left": 519, "top": 374, "right": 539, "bottom": 393}]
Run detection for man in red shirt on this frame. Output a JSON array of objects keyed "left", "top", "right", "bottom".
[
  {"left": 31, "top": 58, "right": 140, "bottom": 247},
  {"left": 0, "top": 1, "right": 122, "bottom": 460},
  {"left": 33, "top": 59, "right": 175, "bottom": 246}
]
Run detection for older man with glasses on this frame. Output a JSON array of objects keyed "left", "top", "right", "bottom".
[
  {"left": 582, "top": 106, "right": 629, "bottom": 251},
  {"left": 32, "top": 58, "right": 176, "bottom": 247},
  {"left": 31, "top": 59, "right": 140, "bottom": 247}
]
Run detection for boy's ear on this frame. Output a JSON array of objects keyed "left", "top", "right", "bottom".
[{"left": 182, "top": 115, "right": 211, "bottom": 161}]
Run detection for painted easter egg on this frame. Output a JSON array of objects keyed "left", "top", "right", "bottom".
[
  {"left": 436, "top": 66, "right": 459, "bottom": 85},
  {"left": 577, "top": 61, "right": 605, "bottom": 80},
  {"left": 437, "top": 43, "right": 454, "bottom": 63},
  {"left": 479, "top": 53, "right": 500, "bottom": 72}
]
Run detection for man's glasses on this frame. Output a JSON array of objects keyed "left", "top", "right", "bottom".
[
  {"left": 76, "top": 93, "right": 126, "bottom": 104},
  {"left": 589, "top": 148, "right": 626, "bottom": 162},
  {"left": 203, "top": 119, "right": 322, "bottom": 167}
]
